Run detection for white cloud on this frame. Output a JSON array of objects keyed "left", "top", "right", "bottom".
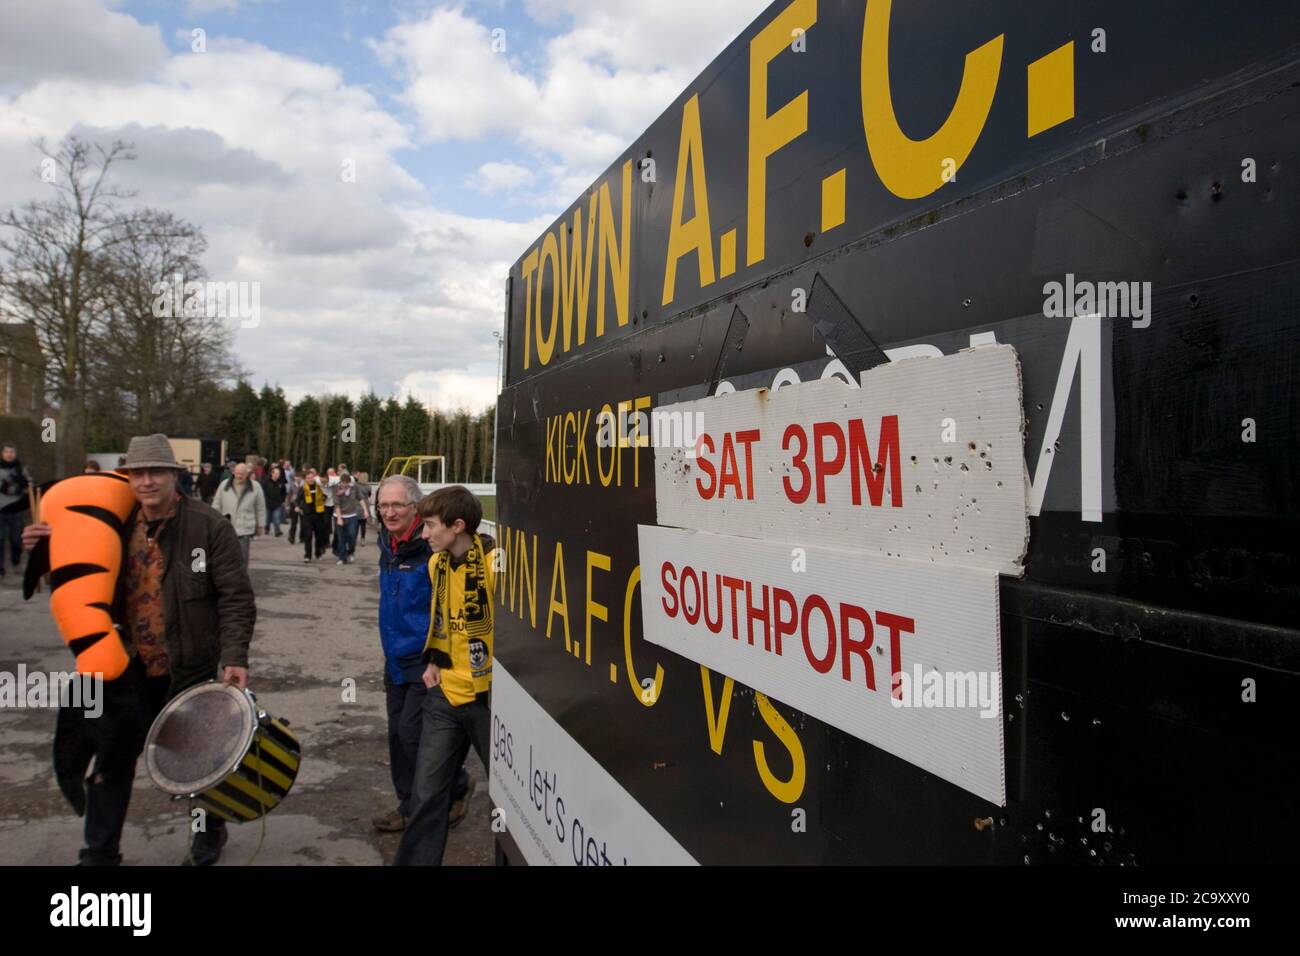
[
  {"left": 376, "top": 0, "right": 773, "bottom": 190},
  {"left": 395, "top": 368, "right": 500, "bottom": 416},
  {"left": 187, "top": 0, "right": 242, "bottom": 13},
  {"left": 0, "top": 0, "right": 168, "bottom": 88},
  {"left": 371, "top": 9, "right": 536, "bottom": 141},
  {"left": 0, "top": 12, "right": 532, "bottom": 412},
  {"left": 467, "top": 161, "right": 536, "bottom": 194},
  {"left": 0, "top": 0, "right": 777, "bottom": 414}
]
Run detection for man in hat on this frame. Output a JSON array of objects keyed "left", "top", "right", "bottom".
[{"left": 22, "top": 434, "right": 256, "bottom": 866}]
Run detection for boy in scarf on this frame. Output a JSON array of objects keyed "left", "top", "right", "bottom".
[{"left": 394, "top": 485, "right": 496, "bottom": 866}]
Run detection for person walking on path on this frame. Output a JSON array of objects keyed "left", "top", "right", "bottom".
[
  {"left": 197, "top": 462, "right": 221, "bottom": 504},
  {"left": 214, "top": 463, "right": 266, "bottom": 566},
  {"left": 21, "top": 434, "right": 255, "bottom": 866},
  {"left": 261, "top": 464, "right": 286, "bottom": 537},
  {"left": 0, "top": 442, "right": 34, "bottom": 580},
  {"left": 295, "top": 467, "right": 329, "bottom": 561},
  {"left": 394, "top": 486, "right": 496, "bottom": 866},
  {"left": 331, "top": 473, "right": 368, "bottom": 563},
  {"left": 286, "top": 472, "right": 303, "bottom": 544},
  {"left": 372, "top": 476, "right": 470, "bottom": 834},
  {"left": 357, "top": 480, "right": 372, "bottom": 544},
  {"left": 323, "top": 468, "right": 338, "bottom": 552}
]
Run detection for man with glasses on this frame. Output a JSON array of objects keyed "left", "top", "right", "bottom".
[{"left": 373, "top": 476, "right": 470, "bottom": 835}]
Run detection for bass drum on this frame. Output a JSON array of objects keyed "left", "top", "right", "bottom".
[{"left": 145, "top": 682, "right": 300, "bottom": 823}]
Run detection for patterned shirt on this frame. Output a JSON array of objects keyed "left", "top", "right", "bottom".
[{"left": 124, "top": 510, "right": 173, "bottom": 677}]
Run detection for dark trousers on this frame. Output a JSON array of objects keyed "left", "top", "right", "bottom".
[
  {"left": 333, "top": 516, "right": 358, "bottom": 558},
  {"left": 323, "top": 506, "right": 335, "bottom": 548},
  {"left": 394, "top": 686, "right": 489, "bottom": 866},
  {"left": 287, "top": 509, "right": 299, "bottom": 542},
  {"left": 1, "top": 510, "right": 25, "bottom": 568},
  {"left": 385, "top": 680, "right": 469, "bottom": 818},
  {"left": 81, "top": 666, "right": 226, "bottom": 864},
  {"left": 302, "top": 511, "right": 328, "bottom": 558}
]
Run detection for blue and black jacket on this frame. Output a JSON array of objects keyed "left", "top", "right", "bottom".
[{"left": 377, "top": 523, "right": 433, "bottom": 684}]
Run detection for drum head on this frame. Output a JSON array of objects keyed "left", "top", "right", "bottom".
[{"left": 145, "top": 682, "right": 256, "bottom": 795}]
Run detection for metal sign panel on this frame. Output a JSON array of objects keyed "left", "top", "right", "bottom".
[
  {"left": 653, "top": 345, "right": 1029, "bottom": 575},
  {"left": 493, "top": 0, "right": 1300, "bottom": 864},
  {"left": 638, "top": 525, "right": 1006, "bottom": 804},
  {"left": 489, "top": 664, "right": 698, "bottom": 866}
]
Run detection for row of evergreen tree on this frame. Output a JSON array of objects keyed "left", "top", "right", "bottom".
[{"left": 222, "top": 381, "right": 495, "bottom": 483}]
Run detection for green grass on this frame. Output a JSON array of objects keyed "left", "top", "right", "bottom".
[{"left": 479, "top": 496, "right": 497, "bottom": 523}]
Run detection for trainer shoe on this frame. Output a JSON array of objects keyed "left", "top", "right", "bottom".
[
  {"left": 372, "top": 809, "right": 407, "bottom": 832},
  {"left": 182, "top": 825, "right": 228, "bottom": 866}
]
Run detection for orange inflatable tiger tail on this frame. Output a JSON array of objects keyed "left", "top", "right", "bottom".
[{"left": 23, "top": 472, "right": 136, "bottom": 680}]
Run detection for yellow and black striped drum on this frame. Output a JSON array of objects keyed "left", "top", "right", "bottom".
[{"left": 145, "top": 682, "right": 300, "bottom": 823}]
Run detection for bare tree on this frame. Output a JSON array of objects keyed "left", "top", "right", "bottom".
[
  {"left": 89, "top": 208, "right": 234, "bottom": 438},
  {"left": 0, "top": 137, "right": 141, "bottom": 472}
]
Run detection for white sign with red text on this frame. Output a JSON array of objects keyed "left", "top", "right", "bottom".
[
  {"left": 637, "top": 525, "right": 1006, "bottom": 805},
  {"left": 653, "top": 345, "right": 1029, "bottom": 576}
]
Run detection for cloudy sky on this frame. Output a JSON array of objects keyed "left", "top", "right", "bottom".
[{"left": 0, "top": 0, "right": 771, "bottom": 411}]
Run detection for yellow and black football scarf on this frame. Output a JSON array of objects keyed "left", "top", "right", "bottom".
[
  {"left": 301, "top": 481, "right": 325, "bottom": 513},
  {"left": 425, "top": 533, "right": 493, "bottom": 695}
]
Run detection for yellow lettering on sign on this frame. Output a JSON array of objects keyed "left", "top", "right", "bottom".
[
  {"left": 1026, "top": 41, "right": 1074, "bottom": 137},
  {"left": 597, "top": 160, "right": 633, "bottom": 336},
  {"left": 560, "top": 197, "right": 598, "bottom": 349},
  {"left": 584, "top": 550, "right": 610, "bottom": 666},
  {"left": 520, "top": 250, "right": 538, "bottom": 370},
  {"left": 512, "top": 528, "right": 538, "bottom": 627},
  {"left": 597, "top": 404, "right": 616, "bottom": 487},
  {"left": 623, "top": 566, "right": 664, "bottom": 707},
  {"left": 821, "top": 168, "right": 846, "bottom": 232},
  {"left": 632, "top": 395, "right": 651, "bottom": 488},
  {"left": 562, "top": 412, "right": 576, "bottom": 484},
  {"left": 700, "top": 666, "right": 735, "bottom": 755},
  {"left": 544, "top": 416, "right": 557, "bottom": 483},
  {"left": 719, "top": 228, "right": 738, "bottom": 279},
  {"left": 748, "top": 0, "right": 818, "bottom": 267},
  {"left": 861, "top": 0, "right": 1003, "bottom": 199},
  {"left": 546, "top": 540, "right": 571, "bottom": 648},
  {"left": 663, "top": 94, "right": 716, "bottom": 307},
  {"left": 616, "top": 399, "right": 631, "bottom": 487},
  {"left": 535, "top": 232, "right": 561, "bottom": 366},
  {"left": 753, "top": 692, "right": 806, "bottom": 804}
]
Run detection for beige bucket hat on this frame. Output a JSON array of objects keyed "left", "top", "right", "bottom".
[{"left": 122, "top": 434, "right": 186, "bottom": 470}]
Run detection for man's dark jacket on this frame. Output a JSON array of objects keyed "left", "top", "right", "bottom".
[
  {"left": 52, "top": 493, "right": 255, "bottom": 815},
  {"left": 113, "top": 494, "right": 255, "bottom": 691},
  {"left": 197, "top": 469, "right": 222, "bottom": 503}
]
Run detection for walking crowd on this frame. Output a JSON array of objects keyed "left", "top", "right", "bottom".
[{"left": 4, "top": 434, "right": 494, "bottom": 867}]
